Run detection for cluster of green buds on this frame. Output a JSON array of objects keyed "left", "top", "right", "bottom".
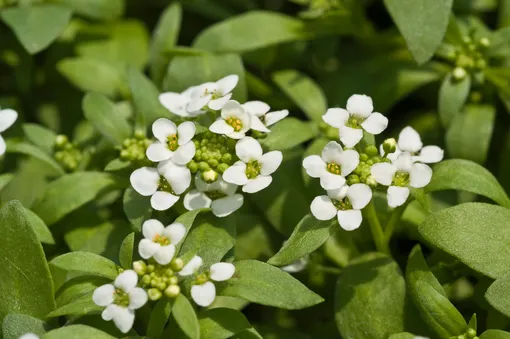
[
  {"left": 120, "top": 130, "right": 152, "bottom": 166},
  {"left": 54, "top": 135, "right": 82, "bottom": 172},
  {"left": 445, "top": 34, "right": 491, "bottom": 81},
  {"left": 346, "top": 144, "right": 390, "bottom": 188},
  {"left": 456, "top": 328, "right": 478, "bottom": 339},
  {"left": 133, "top": 257, "right": 184, "bottom": 301}
]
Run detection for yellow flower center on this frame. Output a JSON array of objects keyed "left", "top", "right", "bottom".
[{"left": 226, "top": 117, "right": 243, "bottom": 132}]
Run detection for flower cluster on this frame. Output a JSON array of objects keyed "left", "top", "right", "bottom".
[
  {"left": 303, "top": 94, "right": 443, "bottom": 231},
  {"left": 129, "top": 75, "right": 288, "bottom": 217},
  {"left": 92, "top": 218, "right": 235, "bottom": 333}
]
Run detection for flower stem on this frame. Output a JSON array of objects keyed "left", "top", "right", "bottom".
[
  {"left": 384, "top": 203, "right": 407, "bottom": 243},
  {"left": 363, "top": 200, "right": 390, "bottom": 254}
]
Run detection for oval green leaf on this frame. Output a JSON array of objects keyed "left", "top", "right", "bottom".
[
  {"left": 259, "top": 118, "right": 318, "bottom": 151},
  {"left": 486, "top": 272, "right": 510, "bottom": 318},
  {"left": 199, "top": 308, "right": 251, "bottom": 339},
  {"left": 2, "top": 314, "right": 51, "bottom": 339},
  {"left": 173, "top": 294, "right": 200, "bottom": 339},
  {"left": 42, "top": 325, "right": 115, "bottom": 339},
  {"left": 50, "top": 251, "right": 118, "bottom": 280},
  {"left": 438, "top": 73, "right": 471, "bottom": 126}
]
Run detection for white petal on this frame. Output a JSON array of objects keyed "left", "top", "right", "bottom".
[
  {"left": 338, "top": 149, "right": 360, "bottom": 176},
  {"left": 159, "top": 92, "right": 189, "bottom": 117},
  {"left": 163, "top": 162, "right": 191, "bottom": 194},
  {"left": 398, "top": 126, "right": 423, "bottom": 153},
  {"left": 0, "top": 135, "right": 5, "bottom": 156},
  {"left": 138, "top": 239, "right": 160, "bottom": 259},
  {"left": 208, "top": 93, "right": 232, "bottom": 110},
  {"left": 19, "top": 333, "right": 39, "bottom": 339},
  {"left": 361, "top": 112, "right": 388, "bottom": 134},
  {"left": 370, "top": 163, "right": 397, "bottom": 186},
  {"left": 260, "top": 151, "right": 283, "bottom": 175},
  {"left": 153, "top": 244, "right": 176, "bottom": 265},
  {"left": 0, "top": 108, "right": 17, "bottom": 132},
  {"left": 211, "top": 194, "right": 243, "bottom": 217},
  {"left": 142, "top": 219, "right": 165, "bottom": 239},
  {"left": 393, "top": 152, "right": 413, "bottom": 172},
  {"left": 187, "top": 94, "right": 212, "bottom": 112},
  {"left": 242, "top": 176, "right": 272, "bottom": 193},
  {"left": 236, "top": 137, "right": 263, "bottom": 162},
  {"left": 151, "top": 191, "right": 180, "bottom": 211},
  {"left": 152, "top": 118, "right": 177, "bottom": 142},
  {"left": 387, "top": 186, "right": 410, "bottom": 208},
  {"left": 227, "top": 131, "right": 246, "bottom": 139},
  {"left": 346, "top": 94, "right": 373, "bottom": 118},
  {"left": 130, "top": 167, "right": 160, "bottom": 196},
  {"left": 410, "top": 163, "right": 433, "bottom": 188},
  {"left": 221, "top": 100, "right": 245, "bottom": 119},
  {"left": 339, "top": 126, "right": 364, "bottom": 148},
  {"left": 320, "top": 171, "right": 346, "bottom": 190},
  {"left": 346, "top": 184, "right": 372, "bottom": 210},
  {"left": 210, "top": 262, "right": 235, "bottom": 281},
  {"left": 191, "top": 281, "right": 216, "bottom": 307},
  {"left": 321, "top": 141, "right": 344, "bottom": 163},
  {"left": 265, "top": 110, "right": 289, "bottom": 126},
  {"left": 327, "top": 186, "right": 349, "bottom": 201},
  {"left": 179, "top": 255, "right": 203, "bottom": 276},
  {"left": 322, "top": 108, "right": 349, "bottom": 128},
  {"left": 164, "top": 223, "right": 186, "bottom": 244},
  {"left": 310, "top": 196, "right": 337, "bottom": 220},
  {"left": 184, "top": 190, "right": 212, "bottom": 211},
  {"left": 177, "top": 122, "right": 196, "bottom": 145},
  {"left": 415, "top": 146, "right": 444, "bottom": 164},
  {"left": 111, "top": 307, "right": 135, "bottom": 334},
  {"left": 281, "top": 257, "right": 308, "bottom": 273},
  {"left": 250, "top": 115, "right": 271, "bottom": 132},
  {"left": 146, "top": 142, "right": 173, "bottom": 162},
  {"left": 172, "top": 142, "right": 196, "bottom": 165},
  {"left": 243, "top": 101, "right": 270, "bottom": 116},
  {"left": 114, "top": 270, "right": 138, "bottom": 292},
  {"left": 92, "top": 284, "right": 114, "bottom": 306},
  {"left": 128, "top": 287, "right": 148, "bottom": 309},
  {"left": 337, "top": 210, "right": 363, "bottom": 231},
  {"left": 102, "top": 304, "right": 119, "bottom": 321},
  {"left": 209, "top": 119, "right": 234, "bottom": 135},
  {"left": 218, "top": 177, "right": 238, "bottom": 195},
  {"left": 302, "top": 155, "right": 326, "bottom": 178},
  {"left": 216, "top": 74, "right": 238, "bottom": 94},
  {"left": 194, "top": 175, "right": 209, "bottom": 192},
  {"left": 223, "top": 162, "right": 248, "bottom": 185}
]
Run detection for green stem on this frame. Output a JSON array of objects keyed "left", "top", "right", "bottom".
[
  {"left": 384, "top": 203, "right": 408, "bottom": 243},
  {"left": 363, "top": 200, "right": 390, "bottom": 254}
]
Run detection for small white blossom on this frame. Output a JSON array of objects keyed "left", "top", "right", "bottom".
[
  {"left": 223, "top": 137, "right": 282, "bottom": 193},
  {"left": 0, "top": 108, "right": 18, "bottom": 156},
  {"left": 242, "top": 101, "right": 289, "bottom": 133},
  {"left": 138, "top": 219, "right": 186, "bottom": 265},
  {"left": 130, "top": 160, "right": 191, "bottom": 211},
  {"left": 397, "top": 126, "right": 444, "bottom": 163},
  {"left": 311, "top": 184, "right": 372, "bottom": 231},
  {"left": 209, "top": 100, "right": 252, "bottom": 139},
  {"left": 187, "top": 75, "right": 239, "bottom": 111},
  {"left": 303, "top": 141, "right": 359, "bottom": 190},
  {"left": 159, "top": 87, "right": 203, "bottom": 118},
  {"left": 19, "top": 334, "right": 39, "bottom": 339},
  {"left": 184, "top": 174, "right": 244, "bottom": 217},
  {"left": 92, "top": 270, "right": 148, "bottom": 333},
  {"left": 371, "top": 153, "right": 432, "bottom": 207},
  {"left": 178, "top": 255, "right": 203, "bottom": 276},
  {"left": 322, "top": 94, "right": 388, "bottom": 148},
  {"left": 146, "top": 119, "right": 196, "bottom": 164}
]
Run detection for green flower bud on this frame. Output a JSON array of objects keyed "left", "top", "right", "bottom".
[
  {"left": 382, "top": 138, "right": 397, "bottom": 155},
  {"left": 134, "top": 130, "right": 145, "bottom": 139},
  {"left": 366, "top": 159, "right": 373, "bottom": 166},
  {"left": 188, "top": 161, "right": 198, "bottom": 173},
  {"left": 164, "top": 284, "right": 181, "bottom": 298},
  {"left": 147, "top": 264, "right": 155, "bottom": 273},
  {"left": 359, "top": 153, "right": 369, "bottom": 162},
  {"left": 475, "top": 59, "right": 486, "bottom": 70},
  {"left": 169, "top": 276, "right": 179, "bottom": 285},
  {"left": 148, "top": 288, "right": 162, "bottom": 301},
  {"left": 55, "top": 135, "right": 68, "bottom": 148},
  {"left": 452, "top": 67, "right": 467, "bottom": 81},
  {"left": 217, "top": 163, "right": 229, "bottom": 173},
  {"left": 347, "top": 174, "right": 360, "bottom": 185},
  {"left": 478, "top": 37, "right": 490, "bottom": 48},
  {"left": 208, "top": 159, "right": 219, "bottom": 168},
  {"left": 150, "top": 279, "right": 159, "bottom": 288},
  {"left": 157, "top": 282, "right": 167, "bottom": 291},
  {"left": 201, "top": 139, "right": 208, "bottom": 146},
  {"left": 201, "top": 169, "right": 219, "bottom": 183},
  {"left": 141, "top": 274, "right": 151, "bottom": 285},
  {"left": 133, "top": 261, "right": 147, "bottom": 275},
  {"left": 164, "top": 268, "right": 174, "bottom": 277},
  {"left": 198, "top": 161, "right": 210, "bottom": 172},
  {"left": 466, "top": 329, "right": 477, "bottom": 338},
  {"left": 221, "top": 153, "right": 232, "bottom": 164},
  {"left": 364, "top": 145, "right": 378, "bottom": 157},
  {"left": 170, "top": 258, "right": 184, "bottom": 272},
  {"left": 120, "top": 150, "right": 130, "bottom": 160}
]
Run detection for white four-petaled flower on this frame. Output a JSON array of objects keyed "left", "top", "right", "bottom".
[
  {"left": 188, "top": 75, "right": 239, "bottom": 111},
  {"left": 146, "top": 119, "right": 196, "bottom": 164},
  {"left": 310, "top": 184, "right": 372, "bottom": 230},
  {"left": 322, "top": 94, "right": 388, "bottom": 148},
  {"left": 184, "top": 174, "right": 244, "bottom": 217},
  {"left": 302, "top": 141, "right": 359, "bottom": 190},
  {"left": 159, "top": 87, "right": 203, "bottom": 118},
  {"left": 396, "top": 126, "right": 444, "bottom": 163},
  {"left": 371, "top": 153, "right": 432, "bottom": 207},
  {"left": 223, "top": 137, "right": 282, "bottom": 193},
  {"left": 0, "top": 108, "right": 18, "bottom": 156},
  {"left": 138, "top": 219, "right": 186, "bottom": 265},
  {"left": 242, "top": 101, "right": 289, "bottom": 133},
  {"left": 93, "top": 270, "right": 148, "bottom": 333},
  {"left": 209, "top": 100, "right": 252, "bottom": 139}
]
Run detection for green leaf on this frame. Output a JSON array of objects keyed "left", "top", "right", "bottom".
[
  {"left": 147, "top": 299, "right": 172, "bottom": 338},
  {"left": 50, "top": 251, "right": 118, "bottom": 280},
  {"left": 22, "top": 123, "right": 56, "bottom": 154},
  {"left": 419, "top": 203, "right": 510, "bottom": 279},
  {"left": 480, "top": 330, "right": 510, "bottom": 339},
  {"left": 25, "top": 208, "right": 55, "bottom": 245},
  {"left": 272, "top": 70, "right": 327, "bottom": 122},
  {"left": 0, "top": 173, "right": 14, "bottom": 192},
  {"left": 173, "top": 294, "right": 200, "bottom": 339},
  {"left": 259, "top": 118, "right": 318, "bottom": 151},
  {"left": 486, "top": 272, "right": 510, "bottom": 318},
  {"left": 199, "top": 308, "right": 251, "bottom": 339},
  {"left": 193, "top": 11, "right": 311, "bottom": 53},
  {"left": 218, "top": 260, "right": 323, "bottom": 310},
  {"left": 388, "top": 334, "right": 417, "bottom": 339},
  {"left": 334, "top": 253, "right": 405, "bottom": 339},
  {"left": 52, "top": 0, "right": 124, "bottom": 20},
  {"left": 438, "top": 73, "right": 471, "bottom": 126},
  {"left": 6, "top": 141, "right": 65, "bottom": 175},
  {"left": 42, "top": 325, "right": 116, "bottom": 339},
  {"left": 383, "top": 0, "right": 454, "bottom": 64},
  {"left": 105, "top": 158, "right": 131, "bottom": 172},
  {"left": 55, "top": 276, "right": 107, "bottom": 307},
  {"left": 0, "top": 201, "right": 56, "bottom": 328},
  {"left": 2, "top": 314, "right": 51, "bottom": 339},
  {"left": 0, "top": 4, "right": 72, "bottom": 54},
  {"left": 32, "top": 172, "right": 120, "bottom": 225},
  {"left": 119, "top": 233, "right": 135, "bottom": 269},
  {"left": 174, "top": 208, "right": 209, "bottom": 253},
  {"left": 446, "top": 104, "right": 495, "bottom": 164},
  {"left": 46, "top": 291, "right": 101, "bottom": 318},
  {"left": 267, "top": 214, "right": 335, "bottom": 266},
  {"left": 150, "top": 3, "right": 182, "bottom": 86},
  {"left": 123, "top": 188, "right": 152, "bottom": 232},
  {"left": 426, "top": 159, "right": 510, "bottom": 208}
]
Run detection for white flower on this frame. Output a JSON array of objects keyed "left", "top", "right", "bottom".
[
  {"left": 0, "top": 108, "right": 18, "bottom": 156},
  {"left": 146, "top": 119, "right": 196, "bottom": 164},
  {"left": 322, "top": 94, "right": 388, "bottom": 148},
  {"left": 281, "top": 257, "right": 309, "bottom": 273},
  {"left": 242, "top": 101, "right": 289, "bottom": 133},
  {"left": 92, "top": 270, "right": 148, "bottom": 333},
  {"left": 178, "top": 255, "right": 203, "bottom": 276},
  {"left": 310, "top": 184, "right": 372, "bottom": 231},
  {"left": 130, "top": 160, "right": 191, "bottom": 211},
  {"left": 223, "top": 137, "right": 282, "bottom": 193},
  {"left": 397, "top": 126, "right": 444, "bottom": 163},
  {"left": 184, "top": 174, "right": 243, "bottom": 217},
  {"left": 187, "top": 75, "right": 239, "bottom": 111},
  {"left": 302, "top": 141, "right": 359, "bottom": 190},
  {"left": 19, "top": 334, "right": 39, "bottom": 339},
  {"left": 371, "top": 152, "right": 432, "bottom": 208},
  {"left": 138, "top": 219, "right": 186, "bottom": 265},
  {"left": 159, "top": 87, "right": 204, "bottom": 118},
  {"left": 209, "top": 100, "right": 252, "bottom": 139}
]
